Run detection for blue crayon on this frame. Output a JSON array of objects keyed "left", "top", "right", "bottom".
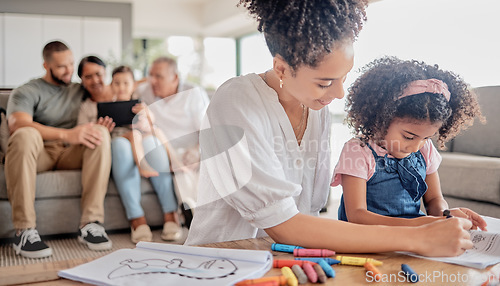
[
  {"left": 271, "top": 243, "right": 305, "bottom": 253},
  {"left": 295, "top": 257, "right": 341, "bottom": 265},
  {"left": 401, "top": 264, "right": 419, "bottom": 283},
  {"left": 318, "top": 259, "right": 335, "bottom": 278}
]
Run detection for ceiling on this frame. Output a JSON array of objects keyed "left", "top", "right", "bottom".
[{"left": 84, "top": 0, "right": 258, "bottom": 38}]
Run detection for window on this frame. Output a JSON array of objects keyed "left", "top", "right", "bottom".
[{"left": 239, "top": 33, "right": 273, "bottom": 76}]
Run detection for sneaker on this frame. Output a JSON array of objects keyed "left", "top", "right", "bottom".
[
  {"left": 161, "top": 221, "right": 182, "bottom": 241},
  {"left": 130, "top": 224, "right": 152, "bottom": 244},
  {"left": 12, "top": 229, "right": 52, "bottom": 258},
  {"left": 78, "top": 222, "right": 112, "bottom": 251}
]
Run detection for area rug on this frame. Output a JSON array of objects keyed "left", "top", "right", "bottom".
[{"left": 0, "top": 228, "right": 187, "bottom": 268}]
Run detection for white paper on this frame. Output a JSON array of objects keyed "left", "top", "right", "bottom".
[
  {"left": 402, "top": 216, "right": 500, "bottom": 269},
  {"left": 58, "top": 242, "right": 272, "bottom": 286}
]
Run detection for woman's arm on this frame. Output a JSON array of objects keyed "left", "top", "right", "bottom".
[
  {"left": 265, "top": 213, "right": 473, "bottom": 257},
  {"left": 342, "top": 174, "right": 441, "bottom": 226}
]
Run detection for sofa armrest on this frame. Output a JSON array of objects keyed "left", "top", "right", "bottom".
[{"left": 439, "top": 152, "right": 500, "bottom": 205}]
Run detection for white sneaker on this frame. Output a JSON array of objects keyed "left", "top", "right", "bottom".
[
  {"left": 131, "top": 224, "right": 153, "bottom": 244},
  {"left": 161, "top": 221, "right": 182, "bottom": 241}
]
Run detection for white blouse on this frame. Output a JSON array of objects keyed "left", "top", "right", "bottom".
[{"left": 185, "top": 73, "right": 332, "bottom": 245}]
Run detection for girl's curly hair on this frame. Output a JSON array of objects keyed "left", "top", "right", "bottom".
[
  {"left": 238, "top": 0, "right": 367, "bottom": 72},
  {"left": 346, "top": 57, "right": 483, "bottom": 149}
]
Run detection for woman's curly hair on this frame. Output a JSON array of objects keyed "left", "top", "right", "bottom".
[
  {"left": 346, "top": 57, "right": 483, "bottom": 149},
  {"left": 238, "top": 0, "right": 367, "bottom": 72}
]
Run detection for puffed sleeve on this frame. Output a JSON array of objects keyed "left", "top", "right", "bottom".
[
  {"left": 197, "top": 77, "right": 301, "bottom": 229},
  {"left": 421, "top": 139, "right": 442, "bottom": 174}
]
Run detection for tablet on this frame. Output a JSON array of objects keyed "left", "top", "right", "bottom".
[{"left": 97, "top": 99, "right": 139, "bottom": 127}]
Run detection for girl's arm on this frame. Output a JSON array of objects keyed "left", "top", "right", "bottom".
[
  {"left": 342, "top": 174, "right": 441, "bottom": 227},
  {"left": 424, "top": 171, "right": 487, "bottom": 230},
  {"left": 265, "top": 213, "right": 473, "bottom": 257}
]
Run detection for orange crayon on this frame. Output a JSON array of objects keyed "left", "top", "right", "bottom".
[
  {"left": 273, "top": 259, "right": 316, "bottom": 268},
  {"left": 235, "top": 275, "right": 287, "bottom": 286},
  {"left": 364, "top": 262, "right": 382, "bottom": 281},
  {"left": 293, "top": 248, "right": 336, "bottom": 257}
]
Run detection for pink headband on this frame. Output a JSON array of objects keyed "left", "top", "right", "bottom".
[{"left": 398, "top": 79, "right": 451, "bottom": 102}]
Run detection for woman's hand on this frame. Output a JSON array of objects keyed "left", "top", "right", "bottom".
[
  {"left": 413, "top": 217, "right": 473, "bottom": 257},
  {"left": 448, "top": 208, "right": 487, "bottom": 231},
  {"left": 96, "top": 116, "right": 115, "bottom": 133}
]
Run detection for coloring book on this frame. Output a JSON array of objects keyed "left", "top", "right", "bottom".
[
  {"left": 58, "top": 241, "right": 272, "bottom": 286},
  {"left": 403, "top": 216, "right": 500, "bottom": 269}
]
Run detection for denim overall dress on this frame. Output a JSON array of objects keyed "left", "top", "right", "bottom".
[{"left": 338, "top": 143, "right": 428, "bottom": 221}]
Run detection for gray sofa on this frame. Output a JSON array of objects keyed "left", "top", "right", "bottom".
[
  {"left": 0, "top": 89, "right": 165, "bottom": 240},
  {"left": 438, "top": 86, "right": 500, "bottom": 218}
]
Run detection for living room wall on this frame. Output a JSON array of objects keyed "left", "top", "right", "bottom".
[{"left": 0, "top": 0, "right": 132, "bottom": 88}]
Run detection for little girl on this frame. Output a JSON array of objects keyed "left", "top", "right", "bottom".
[
  {"left": 332, "top": 57, "right": 487, "bottom": 230},
  {"left": 109, "top": 66, "right": 183, "bottom": 243},
  {"left": 110, "top": 66, "right": 159, "bottom": 178}
]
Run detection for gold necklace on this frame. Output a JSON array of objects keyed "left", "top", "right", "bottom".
[
  {"left": 262, "top": 69, "right": 308, "bottom": 143},
  {"left": 294, "top": 104, "right": 307, "bottom": 132}
]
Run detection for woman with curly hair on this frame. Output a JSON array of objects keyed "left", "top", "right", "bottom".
[
  {"left": 333, "top": 57, "right": 487, "bottom": 230},
  {"left": 186, "top": 0, "right": 474, "bottom": 257}
]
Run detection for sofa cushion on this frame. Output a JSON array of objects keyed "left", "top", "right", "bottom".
[
  {"left": 0, "top": 165, "right": 156, "bottom": 200},
  {"left": 439, "top": 152, "right": 500, "bottom": 205},
  {"left": 451, "top": 86, "right": 500, "bottom": 157}
]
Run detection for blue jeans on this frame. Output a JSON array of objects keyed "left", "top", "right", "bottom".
[{"left": 111, "top": 136, "right": 177, "bottom": 220}]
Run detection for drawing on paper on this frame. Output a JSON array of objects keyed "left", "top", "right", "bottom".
[
  {"left": 108, "top": 258, "right": 238, "bottom": 280},
  {"left": 471, "top": 233, "right": 487, "bottom": 250}
]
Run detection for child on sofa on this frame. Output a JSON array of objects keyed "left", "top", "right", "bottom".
[
  {"left": 332, "top": 57, "right": 488, "bottom": 230},
  {"left": 108, "top": 66, "right": 183, "bottom": 243}
]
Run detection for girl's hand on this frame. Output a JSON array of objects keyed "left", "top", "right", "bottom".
[
  {"left": 415, "top": 217, "right": 473, "bottom": 257},
  {"left": 96, "top": 116, "right": 115, "bottom": 133},
  {"left": 131, "top": 103, "right": 147, "bottom": 114},
  {"left": 448, "top": 208, "right": 488, "bottom": 231}
]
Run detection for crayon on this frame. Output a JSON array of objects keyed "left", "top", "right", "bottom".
[
  {"left": 293, "top": 248, "right": 336, "bottom": 257},
  {"left": 302, "top": 261, "right": 318, "bottom": 283},
  {"left": 443, "top": 209, "right": 453, "bottom": 219},
  {"left": 281, "top": 266, "right": 299, "bottom": 286},
  {"left": 295, "top": 257, "right": 341, "bottom": 265},
  {"left": 364, "top": 262, "right": 382, "bottom": 281},
  {"left": 312, "top": 263, "right": 327, "bottom": 283},
  {"left": 401, "top": 264, "right": 419, "bottom": 283},
  {"left": 291, "top": 265, "right": 308, "bottom": 284},
  {"left": 237, "top": 281, "right": 279, "bottom": 286},
  {"left": 335, "top": 256, "right": 383, "bottom": 266},
  {"left": 271, "top": 243, "right": 305, "bottom": 253},
  {"left": 273, "top": 259, "right": 316, "bottom": 268},
  {"left": 317, "top": 259, "right": 335, "bottom": 278},
  {"left": 235, "top": 275, "right": 287, "bottom": 286}
]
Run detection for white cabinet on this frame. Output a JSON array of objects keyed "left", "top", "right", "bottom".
[
  {"left": 2, "top": 13, "right": 122, "bottom": 87},
  {"left": 82, "top": 17, "right": 122, "bottom": 64},
  {"left": 4, "top": 14, "right": 44, "bottom": 87},
  {"left": 0, "top": 14, "right": 4, "bottom": 86}
]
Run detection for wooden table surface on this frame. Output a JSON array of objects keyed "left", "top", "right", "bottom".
[
  {"left": 201, "top": 237, "right": 497, "bottom": 286},
  {"left": 1, "top": 237, "right": 497, "bottom": 285}
]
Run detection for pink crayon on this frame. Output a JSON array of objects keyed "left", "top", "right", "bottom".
[
  {"left": 293, "top": 248, "right": 336, "bottom": 257},
  {"left": 302, "top": 261, "right": 318, "bottom": 283}
]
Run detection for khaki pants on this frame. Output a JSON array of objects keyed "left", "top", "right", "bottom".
[{"left": 4, "top": 126, "right": 111, "bottom": 230}]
